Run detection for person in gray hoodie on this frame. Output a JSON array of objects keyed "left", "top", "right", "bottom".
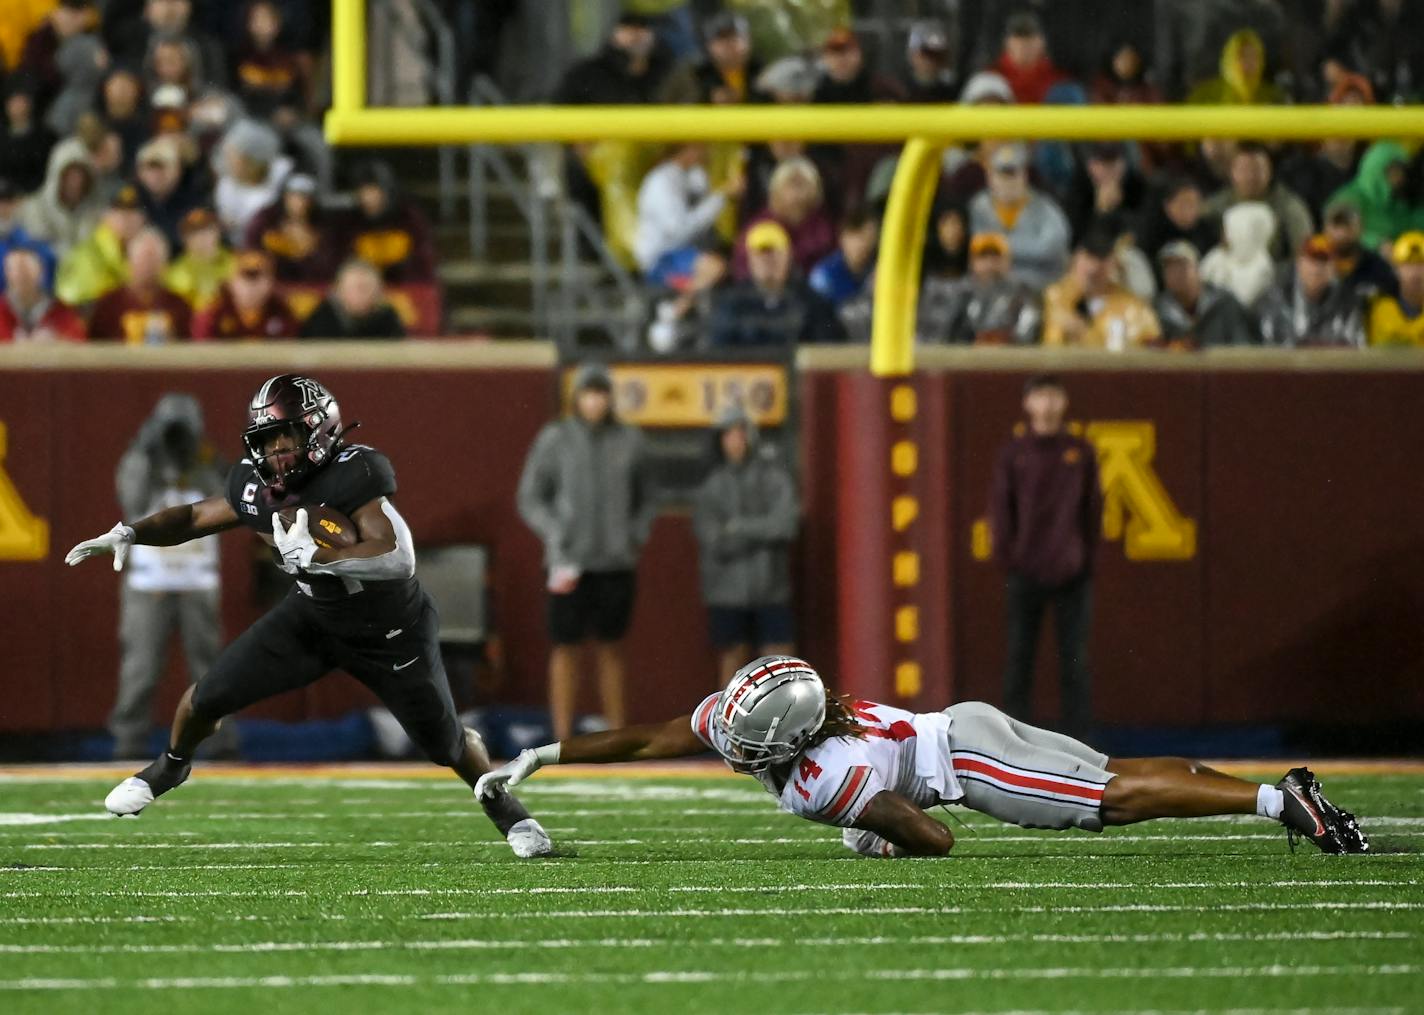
[
  {"left": 693, "top": 407, "right": 799, "bottom": 683},
  {"left": 517, "top": 364, "right": 656, "bottom": 740},
  {"left": 18, "top": 137, "right": 104, "bottom": 257},
  {"left": 111, "top": 393, "right": 232, "bottom": 759}
]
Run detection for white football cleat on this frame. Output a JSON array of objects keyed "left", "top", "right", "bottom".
[
  {"left": 105, "top": 776, "right": 156, "bottom": 816},
  {"left": 506, "top": 817, "right": 554, "bottom": 858}
]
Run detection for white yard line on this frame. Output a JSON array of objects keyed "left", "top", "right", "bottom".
[
  {"left": 0, "top": 929, "right": 1413, "bottom": 956},
  {"left": 0, "top": 964, "right": 1416, "bottom": 992},
  {"left": 5, "top": 878, "right": 1417, "bottom": 900}
]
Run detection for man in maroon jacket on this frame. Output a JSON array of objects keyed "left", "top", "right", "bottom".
[
  {"left": 89, "top": 228, "right": 192, "bottom": 343},
  {"left": 989, "top": 373, "right": 1102, "bottom": 737}
]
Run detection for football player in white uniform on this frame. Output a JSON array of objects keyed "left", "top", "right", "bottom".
[{"left": 477, "top": 655, "right": 1368, "bottom": 856}]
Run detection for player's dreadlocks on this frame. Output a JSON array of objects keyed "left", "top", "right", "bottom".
[{"left": 806, "top": 691, "right": 867, "bottom": 750}]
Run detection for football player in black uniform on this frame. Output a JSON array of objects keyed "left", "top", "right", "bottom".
[{"left": 66, "top": 374, "right": 554, "bottom": 858}]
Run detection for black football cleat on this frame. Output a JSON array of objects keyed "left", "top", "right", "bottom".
[
  {"left": 1277, "top": 767, "right": 1344, "bottom": 854},
  {"left": 1324, "top": 799, "right": 1371, "bottom": 854}
]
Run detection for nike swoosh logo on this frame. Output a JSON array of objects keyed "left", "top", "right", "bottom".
[
  {"left": 386, "top": 629, "right": 403, "bottom": 639},
  {"left": 393, "top": 657, "right": 419, "bottom": 671},
  {"left": 1287, "top": 780, "right": 1327, "bottom": 837}
]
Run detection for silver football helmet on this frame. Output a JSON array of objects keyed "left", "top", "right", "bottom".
[{"left": 713, "top": 656, "right": 827, "bottom": 773}]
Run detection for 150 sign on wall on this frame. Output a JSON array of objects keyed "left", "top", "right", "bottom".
[
  {"left": 972, "top": 421, "right": 1196, "bottom": 563},
  {"left": 0, "top": 421, "right": 49, "bottom": 561}
]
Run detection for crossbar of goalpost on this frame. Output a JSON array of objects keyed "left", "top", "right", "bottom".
[{"left": 325, "top": 0, "right": 1424, "bottom": 376}]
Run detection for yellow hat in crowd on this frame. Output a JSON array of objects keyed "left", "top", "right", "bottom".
[
  {"left": 1392, "top": 231, "right": 1424, "bottom": 265},
  {"left": 746, "top": 220, "right": 791, "bottom": 253}
]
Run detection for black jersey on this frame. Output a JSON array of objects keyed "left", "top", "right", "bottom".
[{"left": 225, "top": 443, "right": 424, "bottom": 627}]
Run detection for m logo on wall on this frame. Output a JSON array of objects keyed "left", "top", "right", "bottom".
[
  {"left": 973, "top": 420, "right": 1196, "bottom": 562},
  {"left": 0, "top": 421, "right": 49, "bottom": 561}
]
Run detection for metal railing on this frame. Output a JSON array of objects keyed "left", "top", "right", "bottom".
[{"left": 467, "top": 76, "right": 643, "bottom": 350}]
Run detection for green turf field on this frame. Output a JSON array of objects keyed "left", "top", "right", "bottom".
[{"left": 1, "top": 765, "right": 1421, "bottom": 1015}]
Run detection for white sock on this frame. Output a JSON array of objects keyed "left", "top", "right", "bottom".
[{"left": 1257, "top": 784, "right": 1284, "bottom": 820}]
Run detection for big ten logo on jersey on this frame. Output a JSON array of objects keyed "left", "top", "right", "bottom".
[
  {"left": 971, "top": 420, "right": 1197, "bottom": 563},
  {"left": 0, "top": 421, "right": 48, "bottom": 561}
]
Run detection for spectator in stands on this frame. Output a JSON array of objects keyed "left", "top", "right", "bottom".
[
  {"left": 0, "top": 246, "right": 86, "bottom": 341},
  {"left": 693, "top": 405, "right": 799, "bottom": 684},
  {"left": 161, "top": 207, "right": 230, "bottom": 311},
  {"left": 1277, "top": 77, "right": 1369, "bottom": 218},
  {"left": 735, "top": 156, "right": 836, "bottom": 281},
  {"left": 144, "top": 34, "right": 204, "bottom": 99},
  {"left": 924, "top": 232, "right": 1040, "bottom": 346},
  {"left": 1204, "top": 142, "right": 1314, "bottom": 263},
  {"left": 1199, "top": 201, "right": 1278, "bottom": 309},
  {"left": 1, "top": 76, "right": 57, "bottom": 193},
  {"left": 1153, "top": 240, "right": 1255, "bottom": 348},
  {"left": 1257, "top": 234, "right": 1367, "bottom": 347},
  {"left": 517, "top": 362, "right": 655, "bottom": 741},
  {"left": 633, "top": 142, "right": 740, "bottom": 285},
  {"left": 809, "top": 209, "right": 877, "bottom": 310},
  {"left": 96, "top": 68, "right": 148, "bottom": 176},
  {"left": 44, "top": 31, "right": 107, "bottom": 138},
  {"left": 56, "top": 183, "right": 145, "bottom": 305},
  {"left": 18, "top": 0, "right": 94, "bottom": 119},
  {"left": 18, "top": 138, "right": 102, "bottom": 257},
  {"left": 344, "top": 159, "right": 436, "bottom": 285},
  {"left": 1325, "top": 196, "right": 1399, "bottom": 300},
  {"left": 243, "top": 172, "right": 334, "bottom": 282},
  {"left": 231, "top": 0, "right": 306, "bottom": 119},
  {"left": 213, "top": 118, "right": 291, "bottom": 246},
  {"left": 1063, "top": 141, "right": 1148, "bottom": 246},
  {"left": 755, "top": 55, "right": 817, "bottom": 104},
  {"left": 1367, "top": 231, "right": 1424, "bottom": 346},
  {"left": 1042, "top": 227, "right": 1161, "bottom": 349},
  {"left": 89, "top": 226, "right": 192, "bottom": 342},
  {"left": 660, "top": 13, "right": 758, "bottom": 105},
  {"left": 59, "top": 112, "right": 124, "bottom": 202},
  {"left": 711, "top": 221, "right": 842, "bottom": 348},
  {"left": 900, "top": 21, "right": 959, "bottom": 104},
  {"left": 991, "top": 12, "right": 1066, "bottom": 105},
  {"left": 968, "top": 142, "right": 1071, "bottom": 290},
  {"left": 645, "top": 244, "right": 728, "bottom": 354},
  {"left": 990, "top": 372, "right": 1101, "bottom": 738},
  {"left": 299, "top": 258, "right": 405, "bottom": 340},
  {"left": 193, "top": 248, "right": 298, "bottom": 340},
  {"left": 922, "top": 200, "right": 968, "bottom": 283},
  {"left": 1187, "top": 28, "right": 1286, "bottom": 104},
  {"left": 1091, "top": 40, "right": 1162, "bottom": 105},
  {"left": 740, "top": 138, "right": 842, "bottom": 228},
  {"left": 812, "top": 26, "right": 903, "bottom": 104},
  {"left": 1328, "top": 141, "right": 1424, "bottom": 253},
  {"left": 134, "top": 136, "right": 201, "bottom": 249},
  {"left": 109, "top": 392, "right": 227, "bottom": 759},
  {"left": 1138, "top": 176, "right": 1220, "bottom": 266},
  {"left": 0, "top": 176, "right": 57, "bottom": 293},
  {"left": 553, "top": 12, "right": 672, "bottom": 104},
  {"left": 109, "top": 0, "right": 226, "bottom": 90}
]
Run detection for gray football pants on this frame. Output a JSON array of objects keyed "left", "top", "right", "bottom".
[{"left": 110, "top": 587, "right": 222, "bottom": 751}]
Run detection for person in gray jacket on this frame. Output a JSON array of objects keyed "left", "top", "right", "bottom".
[
  {"left": 693, "top": 407, "right": 799, "bottom": 683},
  {"left": 517, "top": 364, "right": 657, "bottom": 740},
  {"left": 111, "top": 393, "right": 231, "bottom": 759},
  {"left": 967, "top": 143, "right": 1071, "bottom": 290},
  {"left": 1152, "top": 240, "right": 1256, "bottom": 348}
]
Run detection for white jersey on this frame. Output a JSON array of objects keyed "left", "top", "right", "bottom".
[{"left": 691, "top": 694, "right": 963, "bottom": 829}]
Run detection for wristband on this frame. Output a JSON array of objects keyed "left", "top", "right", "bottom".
[{"left": 533, "top": 743, "right": 561, "bottom": 766}]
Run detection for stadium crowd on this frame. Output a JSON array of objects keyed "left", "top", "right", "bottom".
[
  {"left": 544, "top": 1, "right": 1424, "bottom": 351},
  {"left": 0, "top": 0, "right": 433, "bottom": 342},
  {"left": 4, "top": 1, "right": 1424, "bottom": 348}
]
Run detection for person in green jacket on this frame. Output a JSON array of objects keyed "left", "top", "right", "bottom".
[
  {"left": 1327, "top": 141, "right": 1424, "bottom": 253},
  {"left": 1186, "top": 28, "right": 1286, "bottom": 105},
  {"left": 56, "top": 184, "right": 146, "bottom": 307}
]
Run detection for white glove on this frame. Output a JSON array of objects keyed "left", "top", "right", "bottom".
[
  {"left": 64, "top": 523, "right": 135, "bottom": 572},
  {"left": 475, "top": 747, "right": 551, "bottom": 800},
  {"left": 271, "top": 509, "right": 318, "bottom": 574}
]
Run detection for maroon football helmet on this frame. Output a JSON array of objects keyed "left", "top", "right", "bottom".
[{"left": 242, "top": 374, "right": 344, "bottom": 489}]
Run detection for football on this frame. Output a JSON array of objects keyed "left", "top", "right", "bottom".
[{"left": 279, "top": 505, "right": 358, "bottom": 550}]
